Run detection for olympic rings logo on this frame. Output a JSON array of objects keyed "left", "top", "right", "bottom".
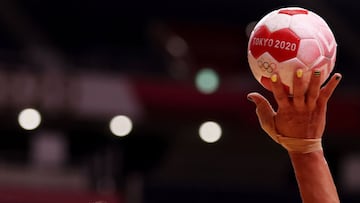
[{"left": 257, "top": 59, "right": 276, "bottom": 73}]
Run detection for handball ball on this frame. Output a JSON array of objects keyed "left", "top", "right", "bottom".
[{"left": 247, "top": 7, "right": 337, "bottom": 94}]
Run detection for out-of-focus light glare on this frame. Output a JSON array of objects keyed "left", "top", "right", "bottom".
[
  {"left": 18, "top": 108, "right": 42, "bottom": 130},
  {"left": 166, "top": 35, "right": 188, "bottom": 58},
  {"left": 245, "top": 21, "right": 257, "bottom": 38},
  {"left": 109, "top": 115, "right": 133, "bottom": 137},
  {"left": 195, "top": 68, "right": 219, "bottom": 94},
  {"left": 199, "top": 121, "right": 222, "bottom": 143}
]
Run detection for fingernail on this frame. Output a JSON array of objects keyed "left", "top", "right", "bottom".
[
  {"left": 247, "top": 96, "right": 254, "bottom": 102},
  {"left": 335, "top": 75, "right": 341, "bottom": 80},
  {"left": 314, "top": 70, "right": 321, "bottom": 77},
  {"left": 271, "top": 74, "right": 277, "bottom": 82},
  {"left": 296, "top": 69, "right": 303, "bottom": 78}
]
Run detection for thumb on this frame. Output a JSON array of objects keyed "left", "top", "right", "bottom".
[{"left": 247, "top": 92, "right": 277, "bottom": 136}]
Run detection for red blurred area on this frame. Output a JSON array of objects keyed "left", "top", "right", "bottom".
[{"left": 0, "top": 187, "right": 123, "bottom": 203}]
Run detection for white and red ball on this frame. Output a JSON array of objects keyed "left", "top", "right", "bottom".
[{"left": 247, "top": 7, "right": 337, "bottom": 94}]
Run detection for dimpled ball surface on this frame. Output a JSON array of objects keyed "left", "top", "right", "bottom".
[{"left": 247, "top": 7, "right": 337, "bottom": 94}]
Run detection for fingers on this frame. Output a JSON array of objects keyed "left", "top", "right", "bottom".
[
  {"left": 292, "top": 69, "right": 306, "bottom": 108},
  {"left": 306, "top": 69, "right": 323, "bottom": 110},
  {"left": 318, "top": 73, "right": 342, "bottom": 106},
  {"left": 247, "top": 92, "right": 277, "bottom": 135},
  {"left": 270, "top": 73, "right": 290, "bottom": 108}
]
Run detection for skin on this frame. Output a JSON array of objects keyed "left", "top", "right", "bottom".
[{"left": 247, "top": 69, "right": 342, "bottom": 203}]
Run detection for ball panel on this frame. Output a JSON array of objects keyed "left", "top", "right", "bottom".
[
  {"left": 248, "top": 25, "right": 272, "bottom": 58},
  {"left": 263, "top": 13, "right": 292, "bottom": 32},
  {"left": 316, "top": 26, "right": 337, "bottom": 57},
  {"left": 277, "top": 58, "right": 307, "bottom": 93},
  {"left": 289, "top": 15, "right": 318, "bottom": 39},
  {"left": 311, "top": 57, "right": 334, "bottom": 82},
  {"left": 330, "top": 48, "right": 337, "bottom": 66},
  {"left": 297, "top": 39, "right": 321, "bottom": 67},
  {"left": 307, "top": 11, "right": 330, "bottom": 30},
  {"left": 288, "top": 24, "right": 315, "bottom": 39},
  {"left": 255, "top": 10, "right": 277, "bottom": 30},
  {"left": 248, "top": 52, "right": 277, "bottom": 81},
  {"left": 249, "top": 25, "right": 300, "bottom": 62},
  {"left": 268, "top": 28, "right": 300, "bottom": 62},
  {"left": 248, "top": 53, "right": 266, "bottom": 82},
  {"left": 278, "top": 7, "right": 308, "bottom": 16}
]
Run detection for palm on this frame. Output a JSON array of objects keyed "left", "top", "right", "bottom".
[{"left": 274, "top": 105, "right": 326, "bottom": 139}]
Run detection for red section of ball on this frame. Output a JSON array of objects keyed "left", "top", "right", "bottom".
[
  {"left": 249, "top": 26, "right": 300, "bottom": 62},
  {"left": 278, "top": 9, "right": 308, "bottom": 16}
]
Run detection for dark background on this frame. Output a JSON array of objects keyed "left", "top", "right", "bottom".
[{"left": 0, "top": 0, "right": 359, "bottom": 202}]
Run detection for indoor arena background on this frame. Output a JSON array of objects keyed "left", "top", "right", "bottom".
[{"left": 0, "top": 0, "right": 359, "bottom": 202}]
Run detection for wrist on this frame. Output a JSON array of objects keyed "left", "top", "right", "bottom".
[
  {"left": 278, "top": 135, "right": 323, "bottom": 154},
  {"left": 288, "top": 150, "right": 328, "bottom": 170},
  {"left": 289, "top": 149, "right": 324, "bottom": 158}
]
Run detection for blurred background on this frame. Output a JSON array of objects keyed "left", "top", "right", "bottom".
[{"left": 0, "top": 0, "right": 359, "bottom": 202}]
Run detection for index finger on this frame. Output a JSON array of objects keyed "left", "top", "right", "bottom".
[{"left": 270, "top": 73, "right": 290, "bottom": 108}]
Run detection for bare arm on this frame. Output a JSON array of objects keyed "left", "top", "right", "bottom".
[
  {"left": 247, "top": 69, "right": 341, "bottom": 203},
  {"left": 290, "top": 151, "right": 339, "bottom": 203}
]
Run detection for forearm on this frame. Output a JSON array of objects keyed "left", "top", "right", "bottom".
[{"left": 289, "top": 150, "right": 339, "bottom": 203}]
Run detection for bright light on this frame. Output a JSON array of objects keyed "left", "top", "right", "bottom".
[
  {"left": 199, "top": 121, "right": 222, "bottom": 143},
  {"left": 195, "top": 68, "right": 219, "bottom": 94},
  {"left": 109, "top": 115, "right": 133, "bottom": 137},
  {"left": 166, "top": 35, "right": 188, "bottom": 58},
  {"left": 18, "top": 108, "right": 42, "bottom": 130}
]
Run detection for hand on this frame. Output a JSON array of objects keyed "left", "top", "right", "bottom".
[{"left": 247, "top": 69, "right": 342, "bottom": 140}]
